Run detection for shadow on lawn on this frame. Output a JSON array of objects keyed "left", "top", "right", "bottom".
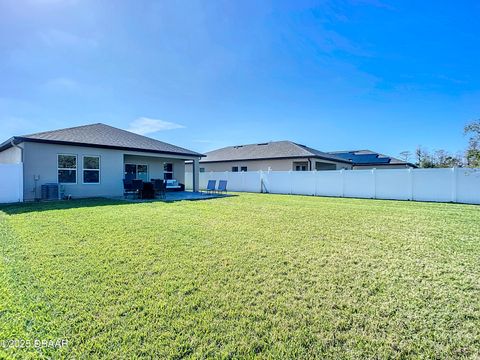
[{"left": 0, "top": 198, "right": 129, "bottom": 215}]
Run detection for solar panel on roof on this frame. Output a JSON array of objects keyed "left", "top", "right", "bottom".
[{"left": 332, "top": 152, "right": 391, "bottom": 164}]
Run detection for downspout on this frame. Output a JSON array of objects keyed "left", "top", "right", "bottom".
[
  {"left": 10, "top": 139, "right": 24, "bottom": 162},
  {"left": 308, "top": 158, "right": 312, "bottom": 171}
]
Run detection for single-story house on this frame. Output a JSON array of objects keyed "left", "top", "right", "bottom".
[
  {"left": 328, "top": 150, "right": 416, "bottom": 169},
  {"left": 185, "top": 141, "right": 353, "bottom": 173},
  {"left": 0, "top": 123, "right": 203, "bottom": 201}
]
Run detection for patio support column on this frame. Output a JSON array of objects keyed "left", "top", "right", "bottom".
[{"left": 193, "top": 158, "right": 200, "bottom": 192}]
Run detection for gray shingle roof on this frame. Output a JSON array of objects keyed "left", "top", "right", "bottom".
[
  {"left": 2, "top": 123, "right": 203, "bottom": 157},
  {"left": 201, "top": 141, "right": 351, "bottom": 163}
]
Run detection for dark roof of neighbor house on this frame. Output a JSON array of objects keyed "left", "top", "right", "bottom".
[
  {"left": 328, "top": 150, "right": 416, "bottom": 167},
  {"left": 200, "top": 141, "right": 352, "bottom": 164},
  {"left": 0, "top": 123, "right": 204, "bottom": 157}
]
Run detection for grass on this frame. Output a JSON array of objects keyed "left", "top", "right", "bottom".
[{"left": 0, "top": 194, "right": 479, "bottom": 359}]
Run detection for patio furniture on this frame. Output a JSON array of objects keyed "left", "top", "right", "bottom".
[
  {"left": 141, "top": 182, "right": 155, "bottom": 199},
  {"left": 217, "top": 180, "right": 228, "bottom": 194},
  {"left": 151, "top": 179, "right": 166, "bottom": 199},
  {"left": 123, "top": 179, "right": 137, "bottom": 198},
  {"left": 131, "top": 179, "right": 144, "bottom": 199},
  {"left": 165, "top": 179, "right": 185, "bottom": 192},
  {"left": 205, "top": 180, "right": 216, "bottom": 194}
]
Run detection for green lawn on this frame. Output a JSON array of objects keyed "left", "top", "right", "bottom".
[{"left": 0, "top": 194, "right": 479, "bottom": 359}]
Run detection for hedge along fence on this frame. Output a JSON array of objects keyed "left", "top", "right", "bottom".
[{"left": 185, "top": 168, "right": 480, "bottom": 205}]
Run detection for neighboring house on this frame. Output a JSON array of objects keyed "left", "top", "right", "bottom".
[
  {"left": 0, "top": 123, "right": 203, "bottom": 201},
  {"left": 185, "top": 141, "right": 353, "bottom": 173},
  {"left": 328, "top": 150, "right": 416, "bottom": 169}
]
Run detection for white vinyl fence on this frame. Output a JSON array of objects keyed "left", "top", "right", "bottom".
[
  {"left": 0, "top": 163, "right": 23, "bottom": 203},
  {"left": 186, "top": 168, "right": 480, "bottom": 205}
]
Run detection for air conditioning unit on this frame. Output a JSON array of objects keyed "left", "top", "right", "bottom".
[{"left": 41, "top": 183, "right": 59, "bottom": 200}]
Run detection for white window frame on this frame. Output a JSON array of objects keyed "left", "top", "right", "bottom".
[
  {"left": 164, "top": 162, "right": 174, "bottom": 180},
  {"left": 82, "top": 155, "right": 101, "bottom": 184},
  {"left": 58, "top": 154, "right": 77, "bottom": 184}
]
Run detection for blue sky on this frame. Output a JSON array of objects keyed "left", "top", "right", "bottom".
[{"left": 1, "top": 0, "right": 479, "bottom": 158}]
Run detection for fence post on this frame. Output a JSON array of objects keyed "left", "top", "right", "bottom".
[
  {"left": 341, "top": 169, "right": 345, "bottom": 197},
  {"left": 408, "top": 168, "right": 414, "bottom": 200},
  {"left": 372, "top": 168, "right": 376, "bottom": 199},
  {"left": 451, "top": 167, "right": 457, "bottom": 203},
  {"left": 313, "top": 170, "right": 318, "bottom": 196},
  {"left": 289, "top": 170, "right": 293, "bottom": 195},
  {"left": 18, "top": 163, "right": 24, "bottom": 202}
]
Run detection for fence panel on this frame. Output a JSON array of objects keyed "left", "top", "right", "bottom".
[
  {"left": 412, "top": 169, "right": 453, "bottom": 202},
  {"left": 456, "top": 168, "right": 480, "bottom": 204},
  {"left": 344, "top": 170, "right": 375, "bottom": 198},
  {"left": 315, "top": 171, "right": 343, "bottom": 197},
  {"left": 0, "top": 163, "right": 23, "bottom": 203},
  {"left": 263, "top": 171, "right": 292, "bottom": 194},
  {"left": 375, "top": 169, "right": 412, "bottom": 200}
]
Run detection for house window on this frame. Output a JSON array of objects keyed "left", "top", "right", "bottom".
[
  {"left": 232, "top": 166, "right": 239, "bottom": 172},
  {"left": 124, "top": 164, "right": 149, "bottom": 182},
  {"left": 83, "top": 156, "right": 100, "bottom": 184},
  {"left": 241, "top": 166, "right": 247, "bottom": 172},
  {"left": 199, "top": 168, "right": 205, "bottom": 173},
  {"left": 58, "top": 154, "right": 77, "bottom": 183},
  {"left": 294, "top": 162, "right": 308, "bottom": 171},
  {"left": 164, "top": 163, "right": 173, "bottom": 180}
]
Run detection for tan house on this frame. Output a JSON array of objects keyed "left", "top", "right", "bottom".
[
  {"left": 186, "top": 141, "right": 353, "bottom": 173},
  {"left": 0, "top": 123, "right": 203, "bottom": 200}
]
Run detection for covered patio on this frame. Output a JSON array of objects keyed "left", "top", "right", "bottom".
[{"left": 113, "top": 190, "right": 230, "bottom": 203}]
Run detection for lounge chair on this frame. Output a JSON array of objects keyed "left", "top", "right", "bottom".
[
  {"left": 217, "top": 180, "right": 228, "bottom": 194},
  {"left": 205, "top": 180, "right": 216, "bottom": 194}
]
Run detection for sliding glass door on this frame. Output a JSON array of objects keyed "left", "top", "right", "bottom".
[{"left": 124, "top": 164, "right": 149, "bottom": 181}]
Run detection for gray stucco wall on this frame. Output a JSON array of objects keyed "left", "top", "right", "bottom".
[
  {"left": 22, "top": 142, "right": 193, "bottom": 201},
  {"left": 23, "top": 142, "right": 125, "bottom": 200},
  {"left": 0, "top": 146, "right": 22, "bottom": 164}
]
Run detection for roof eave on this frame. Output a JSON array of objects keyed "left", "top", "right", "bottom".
[
  {"left": 14, "top": 137, "right": 205, "bottom": 158},
  {"left": 0, "top": 136, "right": 22, "bottom": 152}
]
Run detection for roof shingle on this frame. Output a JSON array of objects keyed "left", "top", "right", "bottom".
[
  {"left": 201, "top": 141, "right": 351, "bottom": 163},
  {"left": 3, "top": 123, "right": 203, "bottom": 157}
]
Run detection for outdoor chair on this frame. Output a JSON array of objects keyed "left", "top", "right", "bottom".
[
  {"left": 152, "top": 179, "right": 166, "bottom": 199},
  {"left": 123, "top": 179, "right": 137, "bottom": 198},
  {"left": 217, "top": 180, "right": 228, "bottom": 194},
  {"left": 131, "top": 179, "right": 144, "bottom": 199},
  {"left": 205, "top": 180, "right": 216, "bottom": 194}
]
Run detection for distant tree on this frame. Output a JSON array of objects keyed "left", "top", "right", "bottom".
[
  {"left": 432, "top": 149, "right": 464, "bottom": 168},
  {"left": 464, "top": 120, "right": 480, "bottom": 167},
  {"left": 414, "top": 146, "right": 464, "bottom": 168},
  {"left": 399, "top": 151, "right": 412, "bottom": 163},
  {"left": 415, "top": 146, "right": 436, "bottom": 168}
]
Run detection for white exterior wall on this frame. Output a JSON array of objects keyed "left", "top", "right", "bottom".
[{"left": 0, "top": 146, "right": 22, "bottom": 164}]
